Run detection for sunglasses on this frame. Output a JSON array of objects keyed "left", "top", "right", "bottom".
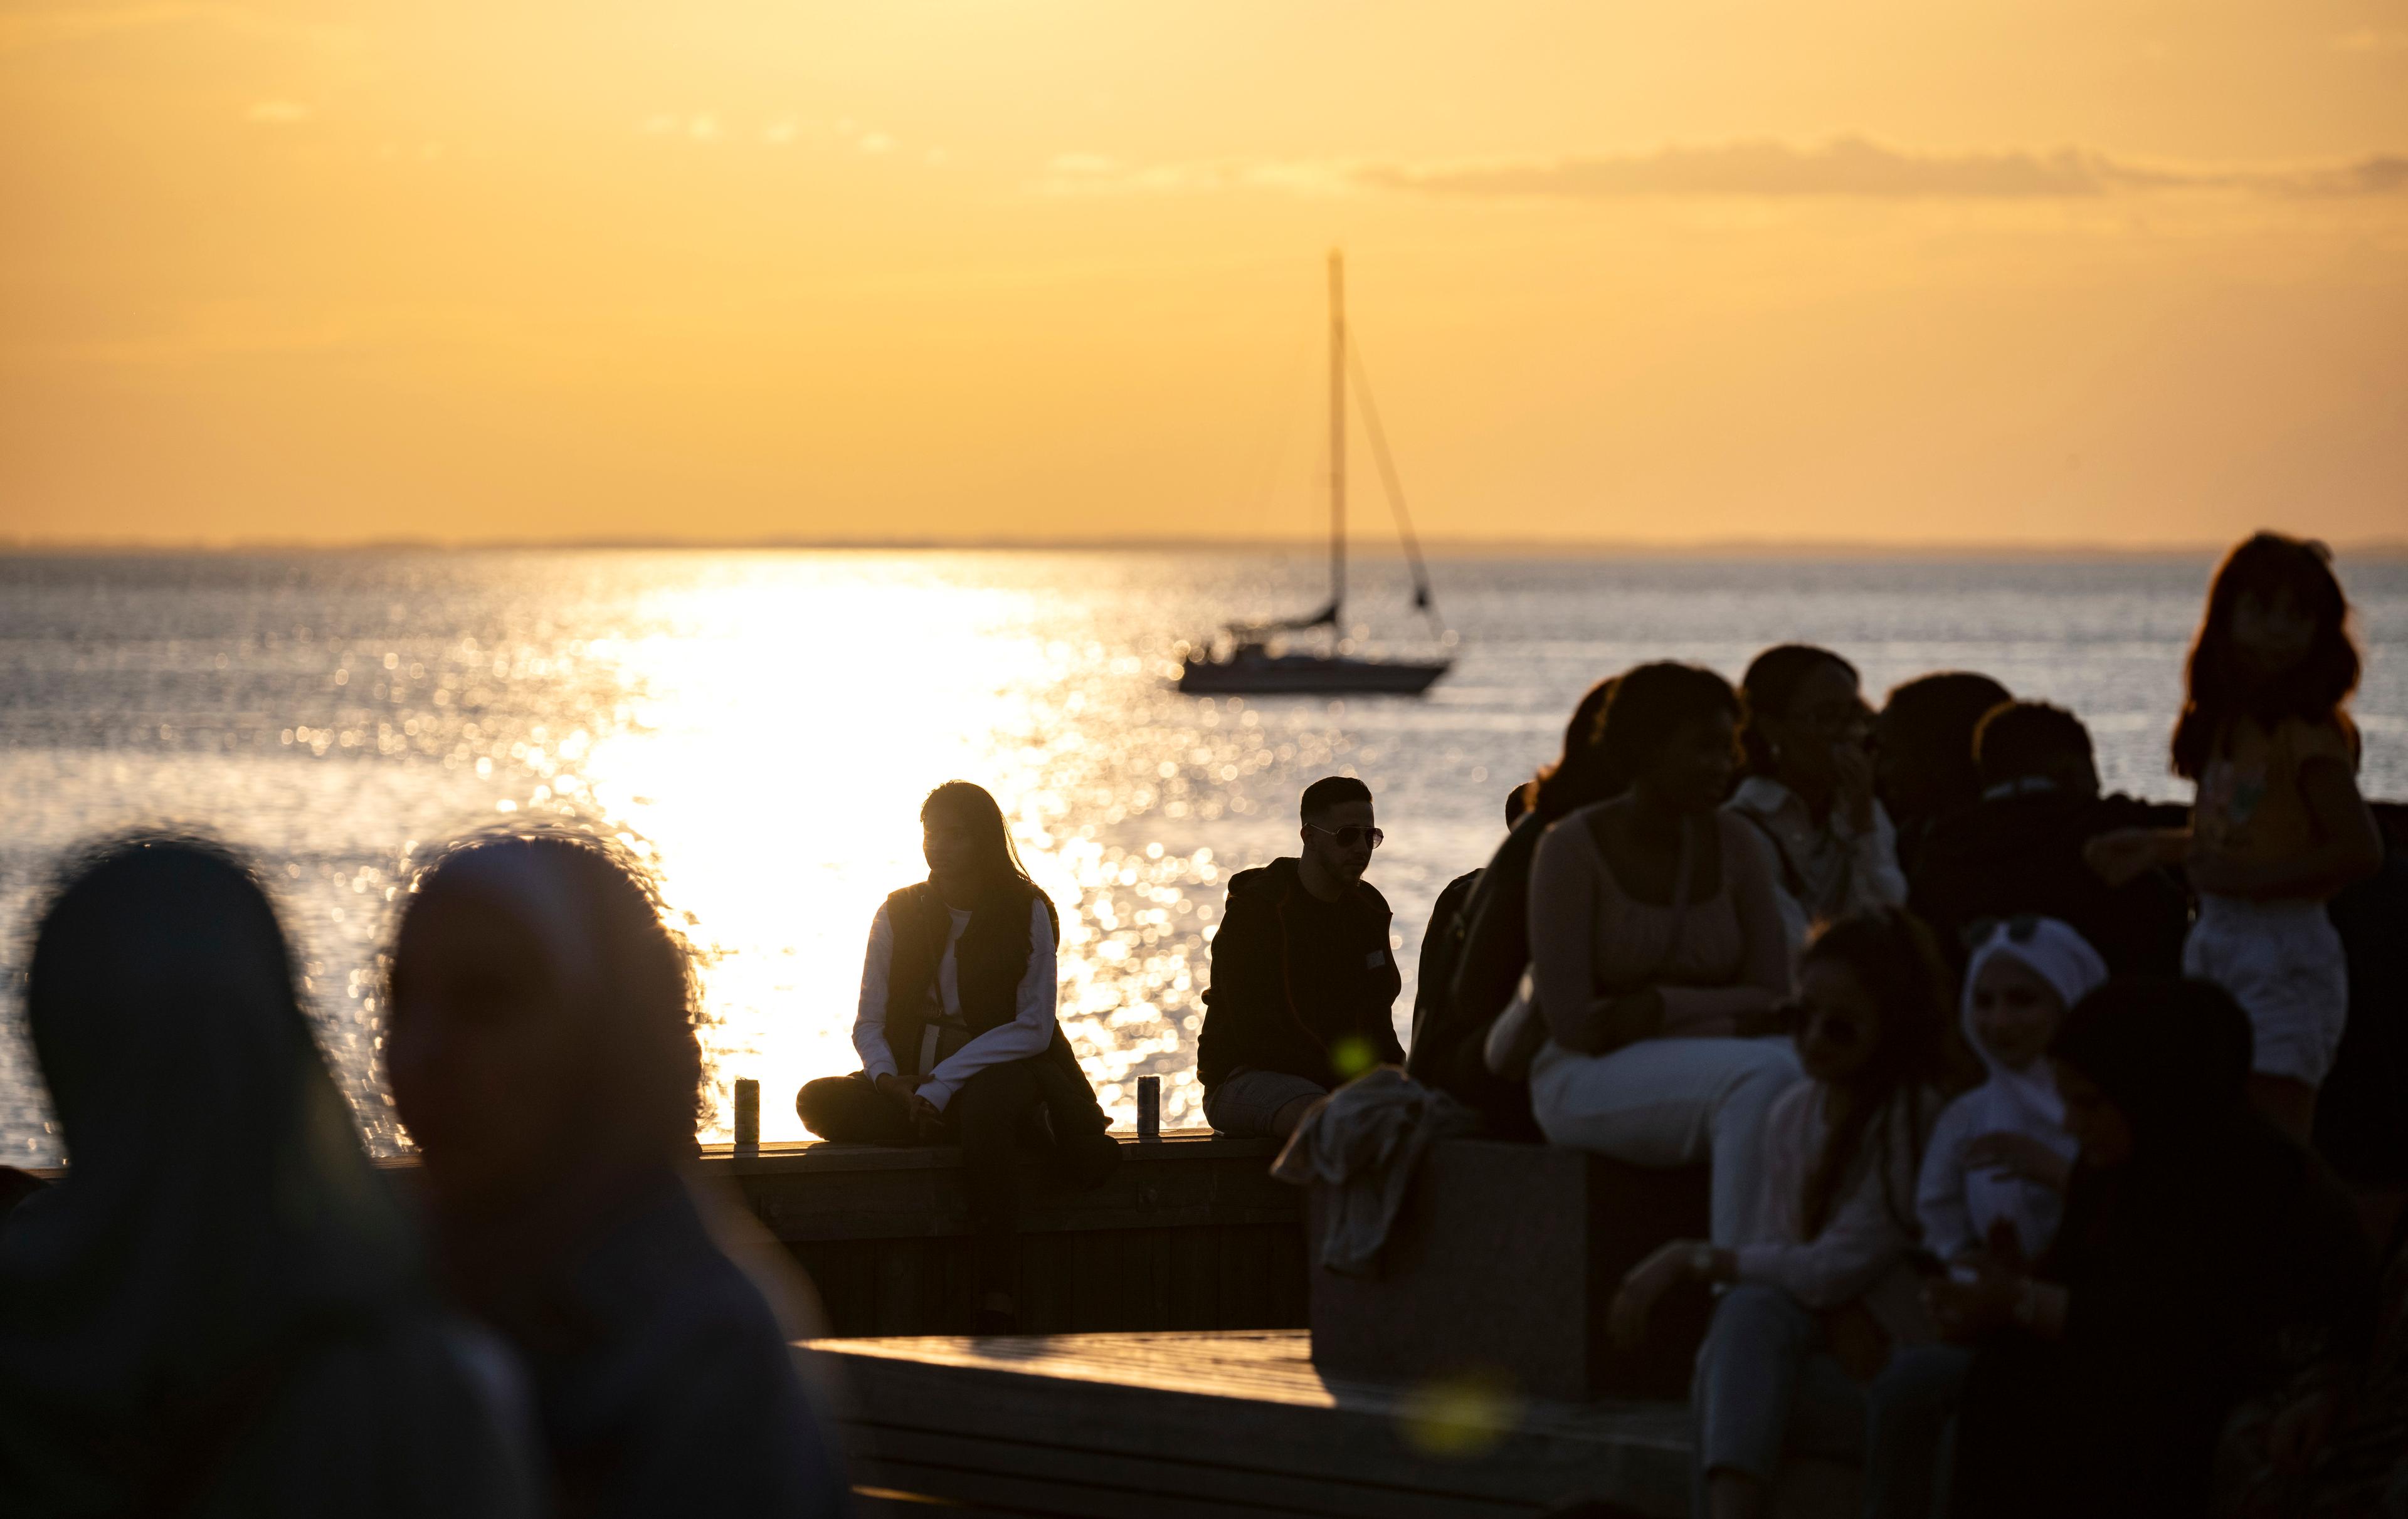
[{"left": 1306, "top": 823, "right": 1384, "bottom": 849}]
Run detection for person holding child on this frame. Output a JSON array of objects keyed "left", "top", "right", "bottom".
[
  {"left": 2087, "top": 533, "right": 2384, "bottom": 1140},
  {"left": 1607, "top": 908, "right": 1953, "bottom": 1519},
  {"left": 1829, "top": 917, "right": 2112, "bottom": 1519},
  {"left": 1916, "top": 916, "right": 2108, "bottom": 1266},
  {"left": 1933, "top": 979, "right": 2374, "bottom": 1518}
]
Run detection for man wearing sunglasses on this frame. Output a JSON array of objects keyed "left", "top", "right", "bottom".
[{"left": 1196, "top": 776, "right": 1406, "bottom": 1138}]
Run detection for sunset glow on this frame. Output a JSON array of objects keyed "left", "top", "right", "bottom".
[{"left": 3, "top": 1, "right": 2404, "bottom": 548}]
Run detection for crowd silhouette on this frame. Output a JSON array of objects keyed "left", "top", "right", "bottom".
[{"left": 1, "top": 530, "right": 2400, "bottom": 1518}]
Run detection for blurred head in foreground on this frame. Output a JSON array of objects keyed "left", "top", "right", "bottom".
[
  {"left": 388, "top": 828, "right": 702, "bottom": 1229},
  {"left": 1, "top": 834, "right": 535, "bottom": 1518},
  {"left": 385, "top": 826, "right": 846, "bottom": 1519}
]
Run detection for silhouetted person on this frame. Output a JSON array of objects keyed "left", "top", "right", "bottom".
[
  {"left": 1729, "top": 646, "right": 1906, "bottom": 957},
  {"left": 1410, "top": 681, "right": 1621, "bottom": 1140},
  {"left": 1522, "top": 664, "right": 1802, "bottom": 1248},
  {"left": 1612, "top": 910, "right": 1953, "bottom": 1519},
  {"left": 1410, "top": 876, "right": 1490, "bottom": 1066},
  {"left": 2088, "top": 533, "right": 2383, "bottom": 1143},
  {"left": 1909, "top": 702, "right": 2188, "bottom": 979},
  {"left": 1198, "top": 775, "right": 1405, "bottom": 1138},
  {"left": 1931, "top": 980, "right": 2374, "bottom": 1518},
  {"left": 796, "top": 781, "right": 1118, "bottom": 1333},
  {"left": 389, "top": 831, "right": 845, "bottom": 1519},
  {"left": 1875, "top": 671, "right": 2012, "bottom": 880},
  {"left": 0, "top": 836, "right": 539, "bottom": 1519}
]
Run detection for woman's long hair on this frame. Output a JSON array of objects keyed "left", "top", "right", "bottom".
[
  {"left": 2, "top": 833, "right": 409, "bottom": 1503},
  {"left": 1795, "top": 908, "right": 1955, "bottom": 1239},
  {"left": 1738, "top": 644, "right": 1858, "bottom": 778},
  {"left": 1523, "top": 678, "right": 1618, "bottom": 823},
  {"left": 2172, "top": 533, "right": 2358, "bottom": 781},
  {"left": 921, "top": 781, "right": 1037, "bottom": 896}
]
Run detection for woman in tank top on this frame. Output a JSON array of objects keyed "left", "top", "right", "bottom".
[{"left": 1521, "top": 662, "right": 1804, "bottom": 1248}]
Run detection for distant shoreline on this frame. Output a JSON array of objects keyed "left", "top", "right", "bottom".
[{"left": 8, "top": 537, "right": 2407, "bottom": 562}]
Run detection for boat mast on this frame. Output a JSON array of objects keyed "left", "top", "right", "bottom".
[{"left": 1327, "top": 248, "right": 1346, "bottom": 634}]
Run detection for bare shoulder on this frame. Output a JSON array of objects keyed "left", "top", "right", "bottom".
[{"left": 1539, "top": 798, "right": 1624, "bottom": 856}]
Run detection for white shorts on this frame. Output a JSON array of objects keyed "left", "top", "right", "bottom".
[{"left": 2184, "top": 895, "right": 2349, "bottom": 1086}]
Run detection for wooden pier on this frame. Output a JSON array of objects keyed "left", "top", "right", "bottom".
[
  {"left": 704, "top": 1130, "right": 1307, "bottom": 1338},
  {"left": 806, "top": 1329, "right": 1705, "bottom": 1519}
]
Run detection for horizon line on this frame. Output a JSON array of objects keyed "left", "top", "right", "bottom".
[{"left": 5, "top": 533, "right": 2405, "bottom": 561}]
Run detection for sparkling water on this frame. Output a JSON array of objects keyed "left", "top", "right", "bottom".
[{"left": 4, "top": 548, "right": 2402, "bottom": 1162}]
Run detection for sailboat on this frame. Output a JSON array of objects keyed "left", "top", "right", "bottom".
[{"left": 1177, "top": 251, "right": 1454, "bottom": 697}]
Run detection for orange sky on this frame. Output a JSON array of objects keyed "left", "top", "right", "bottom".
[{"left": 3, "top": 1, "right": 2405, "bottom": 547}]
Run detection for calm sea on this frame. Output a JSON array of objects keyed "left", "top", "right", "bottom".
[{"left": 4, "top": 549, "right": 2403, "bottom": 1163}]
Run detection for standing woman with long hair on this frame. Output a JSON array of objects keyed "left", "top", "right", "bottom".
[
  {"left": 2087, "top": 533, "right": 2383, "bottom": 1140},
  {"left": 1408, "top": 676, "right": 1622, "bottom": 1137},
  {"left": 1728, "top": 645, "right": 1908, "bottom": 957},
  {"left": 798, "top": 781, "right": 1119, "bottom": 1332}
]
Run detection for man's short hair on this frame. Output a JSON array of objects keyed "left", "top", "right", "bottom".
[
  {"left": 1299, "top": 775, "right": 1373, "bottom": 822},
  {"left": 1975, "top": 702, "right": 2094, "bottom": 788}
]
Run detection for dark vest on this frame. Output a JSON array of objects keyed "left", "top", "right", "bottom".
[{"left": 882, "top": 880, "right": 1060, "bottom": 1079}]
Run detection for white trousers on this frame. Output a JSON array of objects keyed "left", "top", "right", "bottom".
[{"left": 1529, "top": 1034, "right": 1805, "bottom": 1247}]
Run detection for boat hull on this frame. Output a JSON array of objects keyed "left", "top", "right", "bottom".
[{"left": 1177, "top": 657, "right": 1450, "bottom": 696}]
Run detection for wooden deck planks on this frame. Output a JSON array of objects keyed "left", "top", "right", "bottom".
[
  {"left": 704, "top": 1132, "right": 1307, "bottom": 1337},
  {"left": 806, "top": 1330, "right": 1695, "bottom": 1518}
]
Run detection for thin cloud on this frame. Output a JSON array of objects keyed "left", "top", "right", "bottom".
[
  {"left": 0, "top": 3, "right": 361, "bottom": 54},
  {"left": 245, "top": 99, "right": 309, "bottom": 125},
  {"left": 1034, "top": 137, "right": 2408, "bottom": 202},
  {"left": 1363, "top": 139, "right": 2169, "bottom": 198},
  {"left": 2333, "top": 27, "right": 2408, "bottom": 53}
]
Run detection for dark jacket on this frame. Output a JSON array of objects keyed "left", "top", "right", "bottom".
[
  {"left": 1409, "top": 868, "right": 1483, "bottom": 1053},
  {"left": 877, "top": 877, "right": 1096, "bottom": 1107},
  {"left": 1404, "top": 814, "right": 1546, "bottom": 1140},
  {"left": 1197, "top": 858, "right": 1404, "bottom": 1095},
  {"left": 1909, "top": 787, "right": 2189, "bottom": 980},
  {"left": 1951, "top": 1121, "right": 2373, "bottom": 1519}
]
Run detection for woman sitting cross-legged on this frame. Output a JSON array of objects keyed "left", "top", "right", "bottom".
[
  {"left": 797, "top": 781, "right": 1119, "bottom": 1333},
  {"left": 1608, "top": 908, "right": 1953, "bottom": 1519}
]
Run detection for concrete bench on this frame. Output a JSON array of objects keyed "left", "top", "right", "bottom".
[{"left": 1308, "top": 1138, "right": 1716, "bottom": 1402}]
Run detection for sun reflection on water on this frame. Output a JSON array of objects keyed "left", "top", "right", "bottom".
[{"left": 12, "top": 549, "right": 2386, "bottom": 1165}]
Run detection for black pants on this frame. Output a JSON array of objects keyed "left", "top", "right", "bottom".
[{"left": 797, "top": 1050, "right": 1120, "bottom": 1295}]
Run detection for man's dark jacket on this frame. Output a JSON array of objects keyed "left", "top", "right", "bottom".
[
  {"left": 1196, "top": 857, "right": 1404, "bottom": 1095},
  {"left": 1909, "top": 787, "right": 2189, "bottom": 980}
]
